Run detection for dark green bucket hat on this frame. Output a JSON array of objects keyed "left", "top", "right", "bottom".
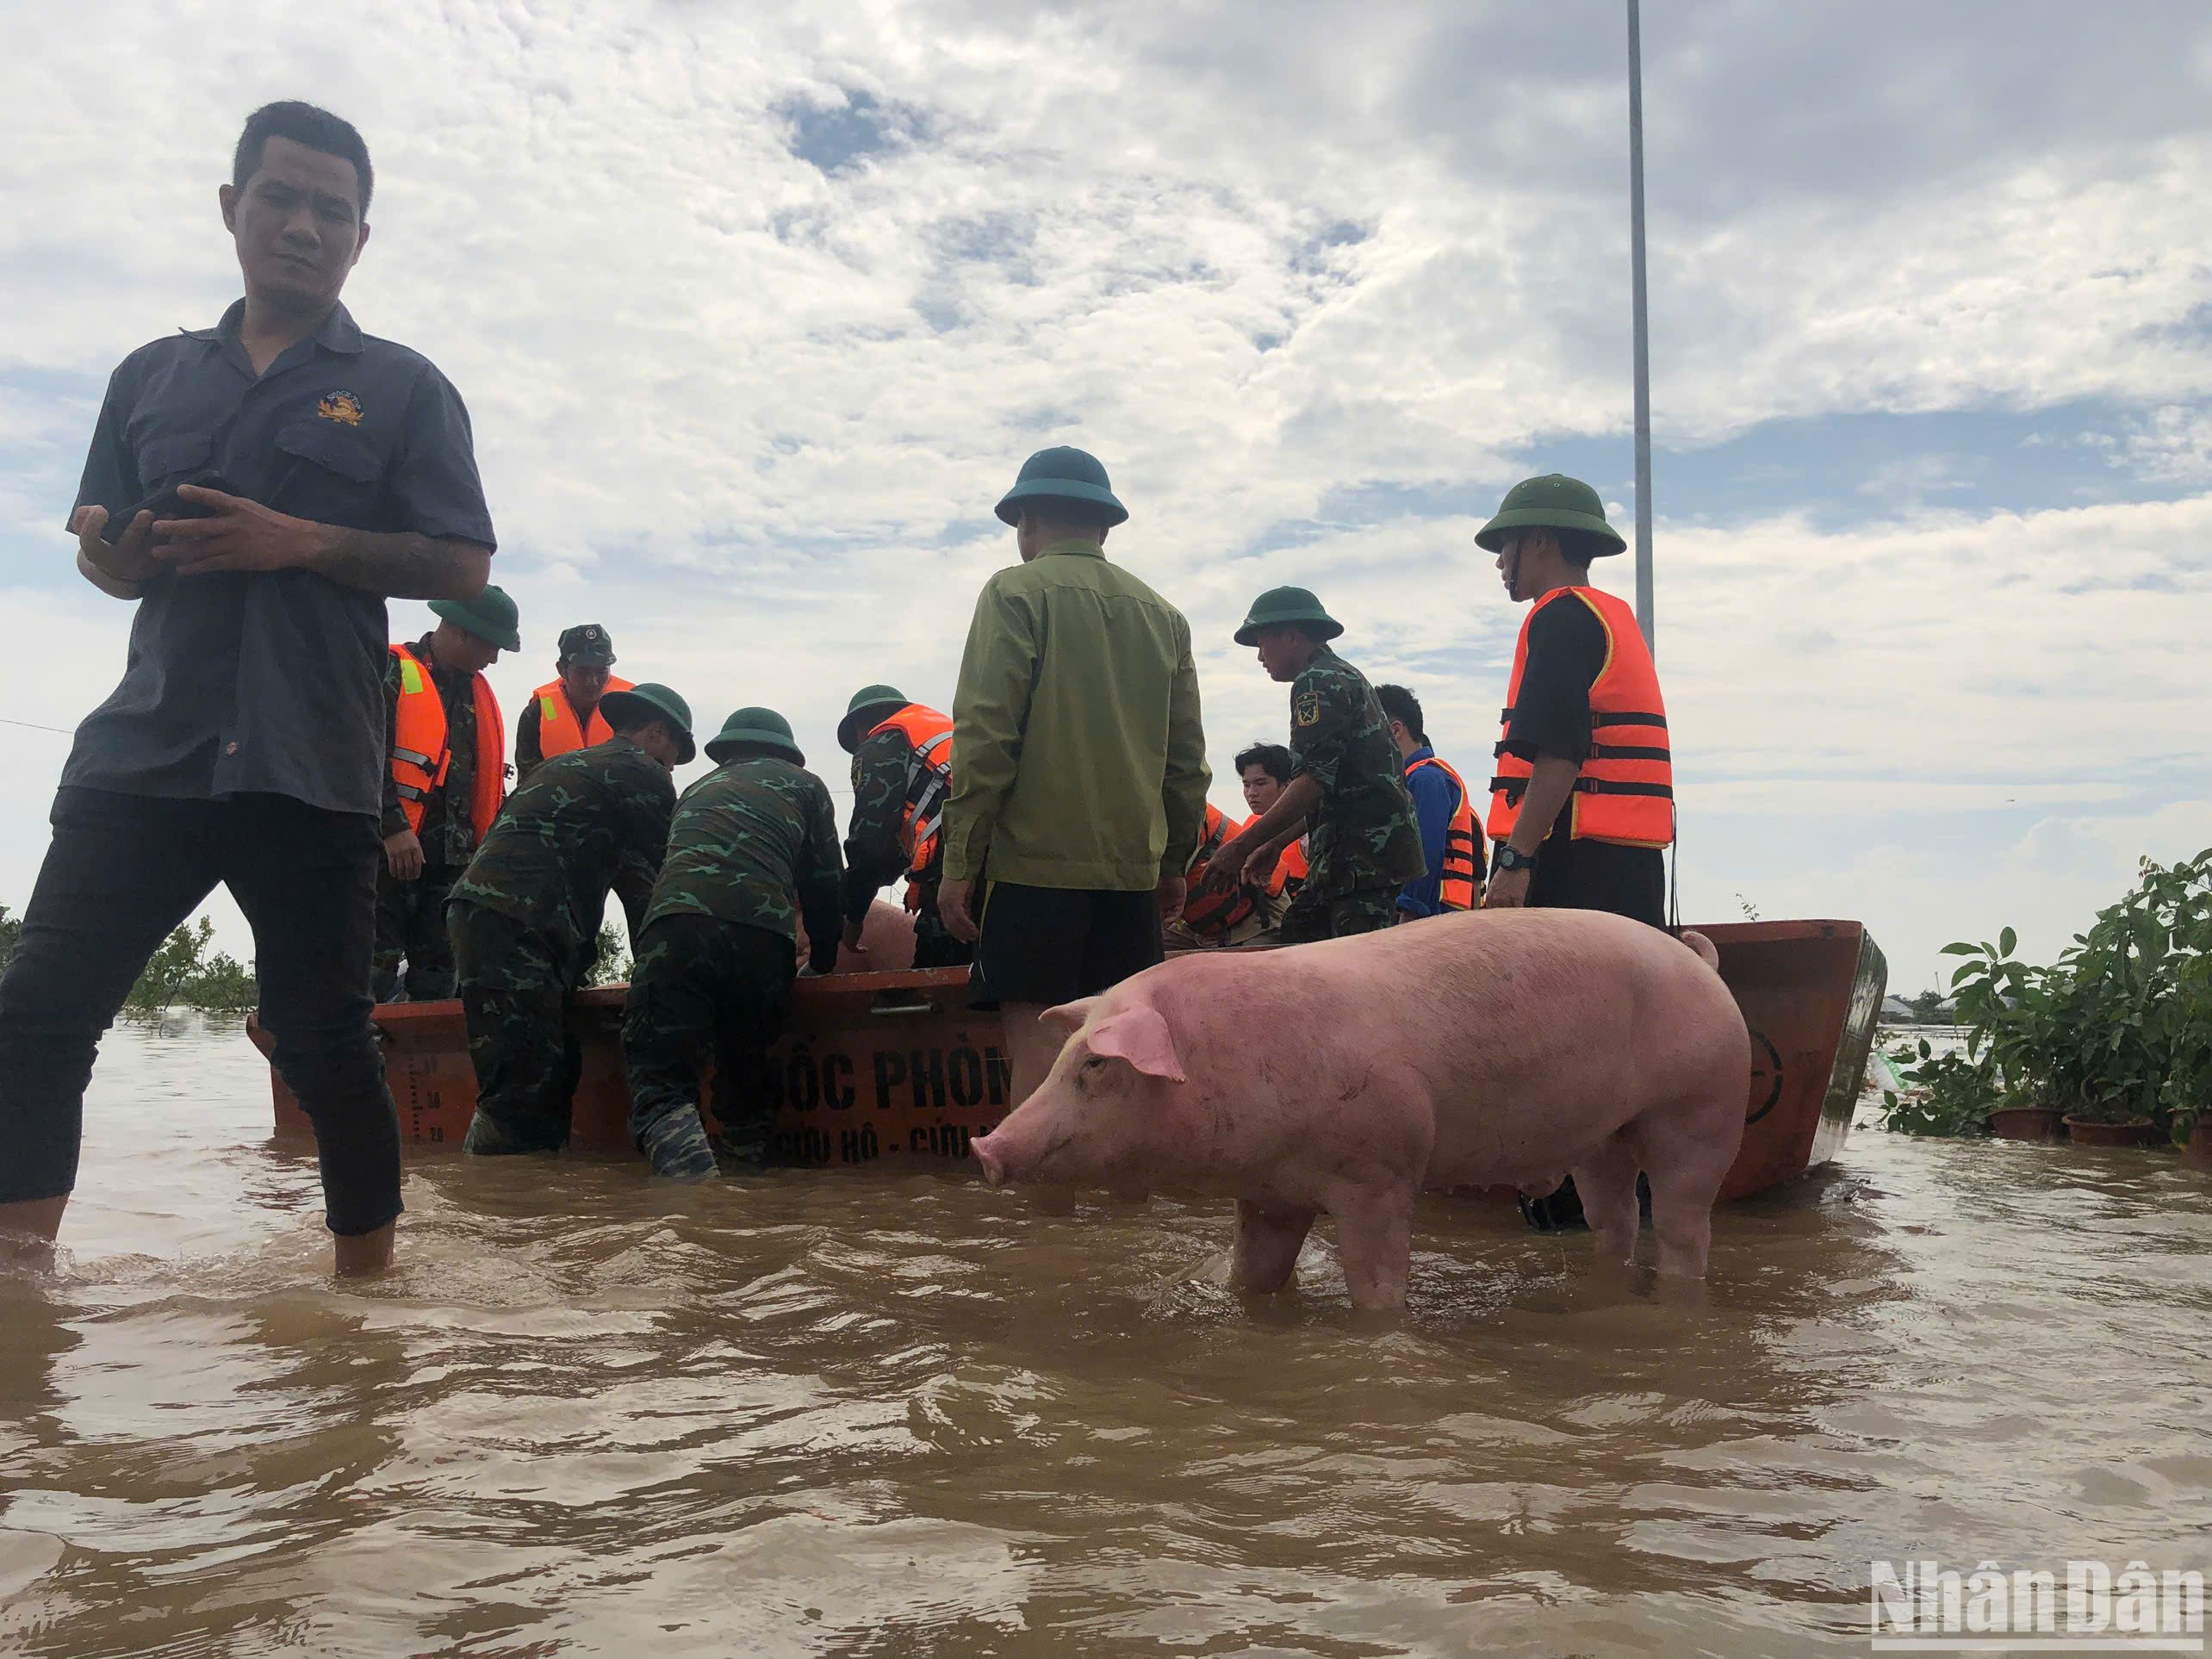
[
  {"left": 837, "top": 683, "right": 911, "bottom": 754},
  {"left": 994, "top": 445, "right": 1129, "bottom": 528},
  {"left": 428, "top": 584, "right": 521, "bottom": 652},
  {"left": 556, "top": 623, "right": 616, "bottom": 666},
  {"left": 1473, "top": 474, "right": 1626, "bottom": 556},
  {"left": 1233, "top": 585, "right": 1344, "bottom": 647},
  {"left": 705, "top": 705, "right": 804, "bottom": 767},
  {"left": 598, "top": 682, "right": 696, "bottom": 763}
]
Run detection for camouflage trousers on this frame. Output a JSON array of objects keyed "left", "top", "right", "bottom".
[
  {"left": 373, "top": 861, "right": 463, "bottom": 1002},
  {"left": 622, "top": 915, "right": 795, "bottom": 1177},
  {"left": 1277, "top": 885, "right": 1402, "bottom": 945},
  {"left": 449, "top": 902, "right": 582, "bottom": 1155}
]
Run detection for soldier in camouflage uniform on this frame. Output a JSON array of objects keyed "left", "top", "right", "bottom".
[
  {"left": 836, "top": 683, "right": 971, "bottom": 970},
  {"left": 1203, "top": 587, "right": 1424, "bottom": 942},
  {"left": 446, "top": 683, "right": 693, "bottom": 1155},
  {"left": 623, "top": 707, "right": 844, "bottom": 1178},
  {"left": 374, "top": 587, "right": 519, "bottom": 1001}
]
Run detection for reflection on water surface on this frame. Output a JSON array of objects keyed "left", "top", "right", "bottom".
[{"left": 3, "top": 1016, "right": 2207, "bottom": 1656}]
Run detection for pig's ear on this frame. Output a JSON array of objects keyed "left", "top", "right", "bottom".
[
  {"left": 1040, "top": 997, "right": 1098, "bottom": 1038},
  {"left": 1083, "top": 1004, "right": 1187, "bottom": 1084}
]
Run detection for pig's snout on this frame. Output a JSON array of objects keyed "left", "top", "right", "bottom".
[{"left": 972, "top": 1134, "right": 1010, "bottom": 1188}]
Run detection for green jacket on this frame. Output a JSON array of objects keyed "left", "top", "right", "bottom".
[{"left": 941, "top": 541, "right": 1209, "bottom": 891}]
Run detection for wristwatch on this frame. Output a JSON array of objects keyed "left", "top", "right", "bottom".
[{"left": 1494, "top": 844, "right": 1538, "bottom": 873}]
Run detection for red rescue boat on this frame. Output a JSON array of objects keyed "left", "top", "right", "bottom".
[{"left": 250, "top": 919, "right": 1886, "bottom": 1201}]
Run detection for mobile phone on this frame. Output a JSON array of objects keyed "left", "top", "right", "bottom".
[{"left": 99, "top": 468, "right": 236, "bottom": 544}]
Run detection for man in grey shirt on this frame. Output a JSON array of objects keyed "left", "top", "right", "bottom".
[{"left": 0, "top": 102, "right": 496, "bottom": 1276}]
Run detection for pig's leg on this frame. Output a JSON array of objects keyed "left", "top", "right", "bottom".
[
  {"left": 1230, "top": 1201, "right": 1316, "bottom": 1294},
  {"left": 1571, "top": 1131, "right": 1644, "bottom": 1266},
  {"left": 1327, "top": 1186, "right": 1417, "bottom": 1313},
  {"left": 1635, "top": 1085, "right": 1741, "bottom": 1280}
]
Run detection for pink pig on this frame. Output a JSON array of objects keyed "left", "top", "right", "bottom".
[{"left": 969, "top": 908, "right": 1749, "bottom": 1311}]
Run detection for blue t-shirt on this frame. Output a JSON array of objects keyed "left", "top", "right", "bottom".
[{"left": 1396, "top": 744, "right": 1466, "bottom": 916}]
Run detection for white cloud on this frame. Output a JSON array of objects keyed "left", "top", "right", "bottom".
[{"left": 2124, "top": 404, "right": 2212, "bottom": 486}]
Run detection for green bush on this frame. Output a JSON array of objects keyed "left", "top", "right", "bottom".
[
  {"left": 1945, "top": 849, "right": 2212, "bottom": 1134},
  {"left": 1880, "top": 1037, "right": 1995, "bottom": 1137}
]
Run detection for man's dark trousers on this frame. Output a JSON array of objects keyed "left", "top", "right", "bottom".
[
  {"left": 0, "top": 786, "right": 402, "bottom": 1237},
  {"left": 373, "top": 862, "right": 463, "bottom": 1002}
]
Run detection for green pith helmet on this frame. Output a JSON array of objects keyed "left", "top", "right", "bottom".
[
  {"left": 428, "top": 584, "right": 521, "bottom": 652},
  {"left": 599, "top": 682, "right": 696, "bottom": 763},
  {"left": 1233, "top": 585, "right": 1344, "bottom": 647},
  {"left": 1473, "top": 474, "right": 1626, "bottom": 556},
  {"left": 837, "top": 683, "right": 910, "bottom": 754},
  {"left": 556, "top": 623, "right": 616, "bottom": 666},
  {"left": 993, "top": 445, "right": 1129, "bottom": 527},
  {"left": 705, "top": 705, "right": 805, "bottom": 766}
]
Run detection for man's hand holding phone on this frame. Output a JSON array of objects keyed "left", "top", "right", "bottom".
[{"left": 73, "top": 504, "right": 160, "bottom": 586}]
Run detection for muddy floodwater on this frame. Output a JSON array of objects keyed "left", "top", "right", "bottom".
[{"left": 3, "top": 1018, "right": 2209, "bottom": 1656}]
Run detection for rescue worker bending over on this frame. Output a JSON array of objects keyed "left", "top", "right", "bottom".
[
  {"left": 449, "top": 683, "right": 691, "bottom": 1157},
  {"left": 516, "top": 623, "right": 632, "bottom": 781},
  {"left": 622, "top": 708, "right": 843, "bottom": 1179},
  {"left": 1206, "top": 588, "right": 1423, "bottom": 943},
  {"left": 377, "top": 587, "right": 519, "bottom": 1001},
  {"left": 1375, "top": 683, "right": 1482, "bottom": 918},
  {"left": 836, "top": 683, "right": 970, "bottom": 970}
]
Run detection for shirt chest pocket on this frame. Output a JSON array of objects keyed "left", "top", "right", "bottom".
[
  {"left": 272, "top": 417, "right": 387, "bottom": 523},
  {"left": 136, "top": 432, "right": 214, "bottom": 488}
]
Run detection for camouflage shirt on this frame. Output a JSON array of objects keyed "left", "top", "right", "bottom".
[
  {"left": 645, "top": 755, "right": 844, "bottom": 972},
  {"left": 842, "top": 726, "right": 937, "bottom": 923},
  {"left": 381, "top": 633, "right": 481, "bottom": 866},
  {"left": 1288, "top": 645, "right": 1426, "bottom": 898},
  {"left": 446, "top": 735, "right": 675, "bottom": 966}
]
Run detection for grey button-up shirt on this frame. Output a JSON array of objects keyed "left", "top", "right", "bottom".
[{"left": 65, "top": 300, "right": 496, "bottom": 818}]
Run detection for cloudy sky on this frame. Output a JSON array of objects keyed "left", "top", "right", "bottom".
[{"left": 3, "top": 0, "right": 2209, "bottom": 993}]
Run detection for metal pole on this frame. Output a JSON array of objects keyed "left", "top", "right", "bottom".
[{"left": 1627, "top": 0, "right": 1655, "bottom": 653}]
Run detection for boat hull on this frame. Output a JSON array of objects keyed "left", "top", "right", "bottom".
[{"left": 252, "top": 918, "right": 1884, "bottom": 1199}]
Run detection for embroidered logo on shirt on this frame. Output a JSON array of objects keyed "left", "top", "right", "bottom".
[
  {"left": 318, "top": 389, "right": 364, "bottom": 426},
  {"left": 1295, "top": 690, "right": 1321, "bottom": 728}
]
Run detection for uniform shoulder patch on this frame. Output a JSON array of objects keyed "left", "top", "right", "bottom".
[{"left": 1295, "top": 689, "right": 1322, "bottom": 728}]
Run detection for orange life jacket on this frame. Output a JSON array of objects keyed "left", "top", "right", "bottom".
[
  {"left": 1185, "top": 803, "right": 1231, "bottom": 877},
  {"left": 1261, "top": 822, "right": 1309, "bottom": 898},
  {"left": 1406, "top": 754, "right": 1482, "bottom": 910},
  {"left": 866, "top": 705, "right": 954, "bottom": 879},
  {"left": 531, "top": 674, "right": 635, "bottom": 760},
  {"left": 1487, "top": 586, "right": 1673, "bottom": 848},
  {"left": 1180, "top": 804, "right": 1256, "bottom": 935},
  {"left": 388, "top": 643, "right": 506, "bottom": 841}
]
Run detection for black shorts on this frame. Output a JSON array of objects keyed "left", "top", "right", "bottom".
[{"left": 967, "top": 882, "right": 1164, "bottom": 1009}]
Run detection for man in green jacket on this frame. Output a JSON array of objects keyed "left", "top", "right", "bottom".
[
  {"left": 622, "top": 708, "right": 843, "bottom": 1178},
  {"left": 1205, "top": 587, "right": 1424, "bottom": 941},
  {"left": 938, "top": 446, "right": 1210, "bottom": 1106}
]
